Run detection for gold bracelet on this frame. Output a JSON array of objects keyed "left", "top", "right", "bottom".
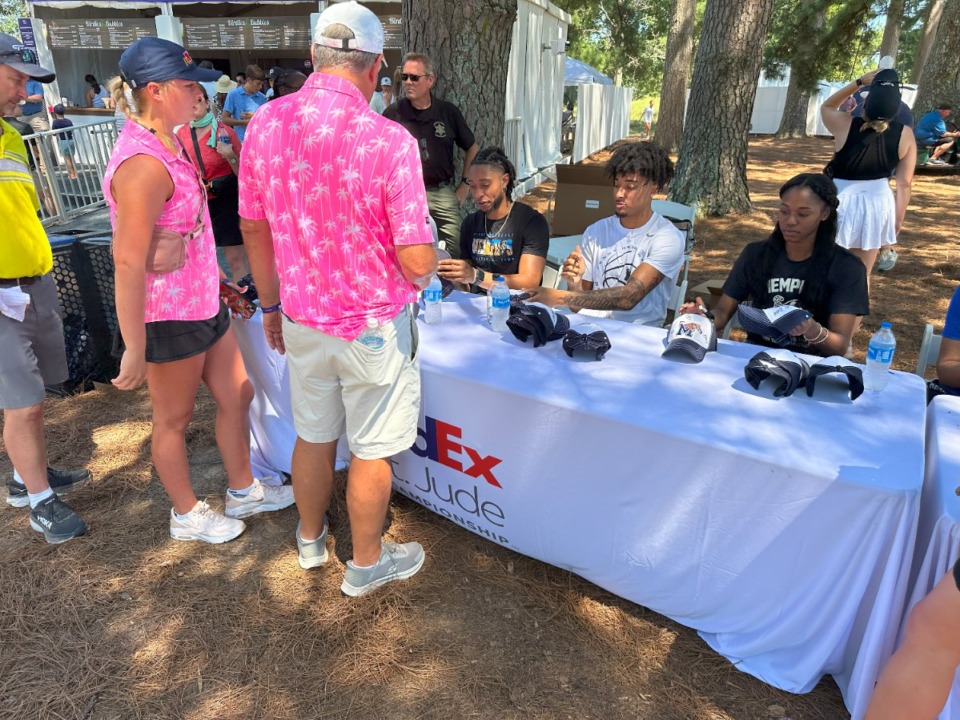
[{"left": 810, "top": 325, "right": 830, "bottom": 344}]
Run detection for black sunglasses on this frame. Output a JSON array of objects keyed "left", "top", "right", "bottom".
[
  {"left": 401, "top": 73, "right": 429, "bottom": 82},
  {"left": 0, "top": 47, "right": 39, "bottom": 66}
]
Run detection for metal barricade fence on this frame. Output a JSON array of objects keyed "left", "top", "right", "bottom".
[{"left": 21, "top": 119, "right": 118, "bottom": 227}]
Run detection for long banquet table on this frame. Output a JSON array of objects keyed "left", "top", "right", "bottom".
[
  {"left": 233, "top": 293, "right": 927, "bottom": 720},
  {"left": 904, "top": 394, "right": 960, "bottom": 720}
]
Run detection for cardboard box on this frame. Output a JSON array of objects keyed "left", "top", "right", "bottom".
[{"left": 551, "top": 164, "right": 614, "bottom": 236}]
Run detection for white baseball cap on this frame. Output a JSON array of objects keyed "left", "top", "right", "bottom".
[{"left": 314, "top": 1, "right": 384, "bottom": 55}]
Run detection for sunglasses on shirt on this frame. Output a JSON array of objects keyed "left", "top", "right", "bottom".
[{"left": 401, "top": 73, "right": 430, "bottom": 82}]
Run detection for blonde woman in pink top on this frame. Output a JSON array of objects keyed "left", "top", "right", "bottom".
[{"left": 104, "top": 38, "right": 293, "bottom": 544}]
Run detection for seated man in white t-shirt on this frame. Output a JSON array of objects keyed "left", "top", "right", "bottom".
[{"left": 525, "top": 142, "right": 684, "bottom": 326}]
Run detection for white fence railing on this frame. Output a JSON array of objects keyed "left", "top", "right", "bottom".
[{"left": 18, "top": 119, "right": 118, "bottom": 227}]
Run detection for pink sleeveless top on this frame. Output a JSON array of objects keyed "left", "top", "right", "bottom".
[{"left": 103, "top": 121, "right": 220, "bottom": 323}]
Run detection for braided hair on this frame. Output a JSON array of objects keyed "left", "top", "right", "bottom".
[
  {"left": 604, "top": 141, "right": 674, "bottom": 191},
  {"left": 747, "top": 173, "right": 840, "bottom": 314},
  {"left": 470, "top": 147, "right": 517, "bottom": 200}
]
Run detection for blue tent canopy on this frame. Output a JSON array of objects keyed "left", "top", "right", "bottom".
[{"left": 564, "top": 57, "right": 613, "bottom": 86}]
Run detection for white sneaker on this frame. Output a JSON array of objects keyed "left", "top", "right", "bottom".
[
  {"left": 224, "top": 478, "right": 295, "bottom": 519},
  {"left": 340, "top": 541, "right": 426, "bottom": 597},
  {"left": 170, "top": 500, "right": 246, "bottom": 544},
  {"left": 876, "top": 248, "right": 898, "bottom": 272},
  {"left": 296, "top": 518, "right": 329, "bottom": 569}
]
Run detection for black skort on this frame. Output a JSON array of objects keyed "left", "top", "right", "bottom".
[{"left": 113, "top": 301, "right": 229, "bottom": 364}]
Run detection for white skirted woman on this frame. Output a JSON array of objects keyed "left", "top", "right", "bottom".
[
  {"left": 104, "top": 38, "right": 293, "bottom": 543},
  {"left": 820, "top": 68, "right": 916, "bottom": 283}
]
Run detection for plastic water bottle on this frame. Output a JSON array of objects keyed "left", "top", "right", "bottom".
[
  {"left": 357, "top": 317, "right": 384, "bottom": 350},
  {"left": 489, "top": 276, "right": 510, "bottom": 332},
  {"left": 864, "top": 322, "right": 896, "bottom": 391},
  {"left": 424, "top": 275, "right": 442, "bottom": 325}
]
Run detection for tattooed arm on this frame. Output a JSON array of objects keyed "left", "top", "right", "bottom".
[{"left": 525, "top": 263, "right": 665, "bottom": 311}]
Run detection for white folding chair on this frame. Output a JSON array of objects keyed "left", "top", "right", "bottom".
[
  {"left": 652, "top": 199, "right": 696, "bottom": 285},
  {"left": 541, "top": 264, "right": 563, "bottom": 290},
  {"left": 665, "top": 278, "right": 688, "bottom": 325},
  {"left": 916, "top": 323, "right": 944, "bottom": 376}
]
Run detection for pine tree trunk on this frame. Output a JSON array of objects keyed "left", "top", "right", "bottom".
[
  {"left": 879, "top": 0, "right": 907, "bottom": 59},
  {"left": 914, "top": 0, "right": 960, "bottom": 112},
  {"left": 656, "top": 0, "right": 696, "bottom": 152},
  {"left": 774, "top": 2, "right": 824, "bottom": 139},
  {"left": 910, "top": 0, "right": 945, "bottom": 84},
  {"left": 668, "top": 0, "right": 776, "bottom": 215},
  {"left": 401, "top": 0, "right": 517, "bottom": 152},
  {"left": 775, "top": 79, "right": 811, "bottom": 138}
]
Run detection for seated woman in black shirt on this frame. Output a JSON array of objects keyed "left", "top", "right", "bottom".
[
  {"left": 437, "top": 147, "right": 549, "bottom": 292},
  {"left": 681, "top": 173, "right": 869, "bottom": 357}
]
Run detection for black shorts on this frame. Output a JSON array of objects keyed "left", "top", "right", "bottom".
[
  {"left": 113, "top": 302, "right": 229, "bottom": 364},
  {"left": 954, "top": 557, "right": 959, "bottom": 592},
  {"left": 208, "top": 189, "right": 243, "bottom": 247}
]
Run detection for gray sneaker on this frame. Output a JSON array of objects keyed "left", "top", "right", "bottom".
[
  {"left": 340, "top": 541, "right": 426, "bottom": 597},
  {"left": 296, "top": 518, "right": 329, "bottom": 569},
  {"left": 29, "top": 495, "right": 87, "bottom": 544},
  {"left": 876, "top": 248, "right": 898, "bottom": 272}
]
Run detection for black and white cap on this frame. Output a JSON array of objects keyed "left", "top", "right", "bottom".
[
  {"left": 506, "top": 301, "right": 570, "bottom": 347},
  {"left": 562, "top": 323, "right": 612, "bottom": 361},
  {"left": 435, "top": 247, "right": 455, "bottom": 298},
  {"left": 744, "top": 349, "right": 810, "bottom": 397},
  {"left": 806, "top": 356, "right": 865, "bottom": 401},
  {"left": 662, "top": 313, "right": 717, "bottom": 363},
  {"left": 737, "top": 304, "right": 812, "bottom": 347}
]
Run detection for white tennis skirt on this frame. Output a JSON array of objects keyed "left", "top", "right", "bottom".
[{"left": 834, "top": 178, "right": 897, "bottom": 251}]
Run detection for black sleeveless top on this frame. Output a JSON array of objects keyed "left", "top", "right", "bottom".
[{"left": 825, "top": 117, "right": 903, "bottom": 181}]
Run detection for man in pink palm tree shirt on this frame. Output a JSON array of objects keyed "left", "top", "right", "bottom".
[{"left": 239, "top": 1, "right": 437, "bottom": 596}]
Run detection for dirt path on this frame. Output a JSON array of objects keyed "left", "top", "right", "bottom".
[{"left": 1, "top": 137, "right": 956, "bottom": 720}]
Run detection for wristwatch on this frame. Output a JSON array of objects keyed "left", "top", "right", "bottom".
[
  {"left": 470, "top": 267, "right": 486, "bottom": 293},
  {"left": 855, "top": 77, "right": 863, "bottom": 86}
]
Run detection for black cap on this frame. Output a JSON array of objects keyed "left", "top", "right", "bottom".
[
  {"left": 562, "top": 323, "right": 612, "bottom": 361},
  {"left": 119, "top": 37, "right": 221, "bottom": 89},
  {"left": 806, "top": 359, "right": 865, "bottom": 401},
  {"left": 864, "top": 69, "right": 902, "bottom": 123},
  {"left": 0, "top": 33, "right": 54, "bottom": 83},
  {"left": 506, "top": 302, "right": 570, "bottom": 347},
  {"left": 737, "top": 304, "right": 812, "bottom": 347},
  {"left": 745, "top": 350, "right": 810, "bottom": 397}
]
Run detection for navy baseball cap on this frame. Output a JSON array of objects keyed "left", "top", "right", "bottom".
[
  {"left": 0, "top": 33, "right": 54, "bottom": 82},
  {"left": 119, "top": 38, "right": 221, "bottom": 89},
  {"left": 744, "top": 349, "right": 810, "bottom": 397}
]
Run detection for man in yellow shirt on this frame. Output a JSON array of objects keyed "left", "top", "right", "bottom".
[{"left": 0, "top": 34, "right": 88, "bottom": 543}]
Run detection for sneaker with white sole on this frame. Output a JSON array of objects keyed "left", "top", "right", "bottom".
[
  {"left": 926, "top": 157, "right": 947, "bottom": 166},
  {"left": 877, "top": 248, "right": 898, "bottom": 272},
  {"left": 340, "top": 541, "right": 426, "bottom": 597},
  {"left": 29, "top": 495, "right": 87, "bottom": 544},
  {"left": 296, "top": 518, "right": 329, "bottom": 569},
  {"left": 224, "top": 478, "right": 295, "bottom": 519},
  {"left": 170, "top": 500, "right": 245, "bottom": 543},
  {"left": 7, "top": 466, "right": 91, "bottom": 508}
]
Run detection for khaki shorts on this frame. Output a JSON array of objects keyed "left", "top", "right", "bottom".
[
  {"left": 282, "top": 307, "right": 421, "bottom": 460},
  {"left": 0, "top": 274, "right": 69, "bottom": 410}
]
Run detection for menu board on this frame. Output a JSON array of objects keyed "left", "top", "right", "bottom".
[
  {"left": 382, "top": 15, "right": 403, "bottom": 49},
  {"left": 182, "top": 17, "right": 311, "bottom": 51},
  {"left": 46, "top": 19, "right": 155, "bottom": 50}
]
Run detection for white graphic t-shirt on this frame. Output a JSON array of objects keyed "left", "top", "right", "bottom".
[{"left": 580, "top": 213, "right": 685, "bottom": 326}]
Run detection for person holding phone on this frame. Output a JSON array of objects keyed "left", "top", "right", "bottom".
[
  {"left": 105, "top": 38, "right": 293, "bottom": 544},
  {"left": 176, "top": 86, "right": 248, "bottom": 280}
]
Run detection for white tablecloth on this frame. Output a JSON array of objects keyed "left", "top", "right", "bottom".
[
  {"left": 235, "top": 294, "right": 926, "bottom": 719},
  {"left": 904, "top": 395, "right": 960, "bottom": 720}
]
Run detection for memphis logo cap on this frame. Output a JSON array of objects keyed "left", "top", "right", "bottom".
[{"left": 662, "top": 313, "right": 716, "bottom": 363}]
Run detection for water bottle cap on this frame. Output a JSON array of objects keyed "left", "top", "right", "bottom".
[
  {"left": 494, "top": 275, "right": 504, "bottom": 283},
  {"left": 880, "top": 322, "right": 892, "bottom": 329},
  {"left": 366, "top": 317, "right": 377, "bottom": 328}
]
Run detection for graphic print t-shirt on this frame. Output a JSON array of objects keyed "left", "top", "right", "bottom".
[
  {"left": 459, "top": 201, "right": 549, "bottom": 280},
  {"left": 722, "top": 240, "right": 869, "bottom": 349},
  {"left": 580, "top": 213, "right": 685, "bottom": 326}
]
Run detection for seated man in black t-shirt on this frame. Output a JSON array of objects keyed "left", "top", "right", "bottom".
[
  {"left": 681, "top": 173, "right": 868, "bottom": 357},
  {"left": 437, "top": 147, "right": 549, "bottom": 292}
]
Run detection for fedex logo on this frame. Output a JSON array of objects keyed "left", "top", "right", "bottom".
[{"left": 412, "top": 417, "right": 503, "bottom": 488}]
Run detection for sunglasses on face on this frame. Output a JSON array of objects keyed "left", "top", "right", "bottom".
[{"left": 401, "top": 73, "right": 428, "bottom": 82}]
